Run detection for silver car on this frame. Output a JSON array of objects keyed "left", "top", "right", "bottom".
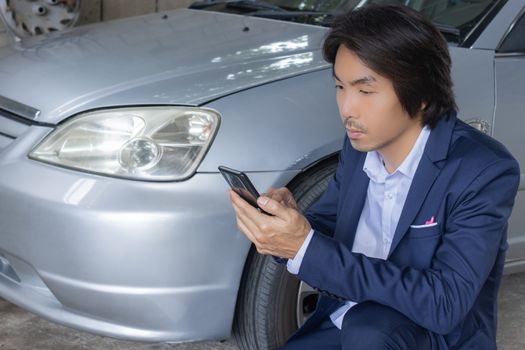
[{"left": 0, "top": 0, "right": 524, "bottom": 349}]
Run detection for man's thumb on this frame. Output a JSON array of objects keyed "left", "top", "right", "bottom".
[{"left": 257, "top": 196, "right": 282, "bottom": 215}]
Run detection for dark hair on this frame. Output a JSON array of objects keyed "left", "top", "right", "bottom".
[{"left": 323, "top": 4, "right": 457, "bottom": 128}]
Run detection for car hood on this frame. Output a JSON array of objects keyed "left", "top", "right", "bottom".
[{"left": 0, "top": 9, "right": 328, "bottom": 124}]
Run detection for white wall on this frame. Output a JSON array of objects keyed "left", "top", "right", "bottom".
[
  {"left": 0, "top": 0, "right": 194, "bottom": 46},
  {"left": 79, "top": 0, "right": 196, "bottom": 24}
]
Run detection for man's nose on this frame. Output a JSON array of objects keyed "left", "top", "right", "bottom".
[{"left": 339, "top": 93, "right": 359, "bottom": 121}]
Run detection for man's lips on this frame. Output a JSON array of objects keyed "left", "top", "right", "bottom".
[{"left": 347, "top": 128, "right": 365, "bottom": 139}]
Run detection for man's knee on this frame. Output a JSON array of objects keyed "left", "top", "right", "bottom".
[{"left": 341, "top": 302, "right": 432, "bottom": 350}]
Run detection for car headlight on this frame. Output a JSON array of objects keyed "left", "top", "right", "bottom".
[{"left": 29, "top": 107, "right": 220, "bottom": 181}]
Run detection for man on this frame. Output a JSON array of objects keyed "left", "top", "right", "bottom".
[{"left": 229, "top": 4, "right": 520, "bottom": 349}]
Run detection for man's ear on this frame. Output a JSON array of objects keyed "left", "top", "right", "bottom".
[{"left": 421, "top": 102, "right": 427, "bottom": 111}]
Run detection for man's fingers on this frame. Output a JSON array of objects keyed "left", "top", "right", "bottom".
[
  {"left": 285, "top": 197, "right": 298, "bottom": 210},
  {"left": 265, "top": 187, "right": 288, "bottom": 200},
  {"left": 230, "top": 191, "right": 262, "bottom": 228},
  {"left": 231, "top": 193, "right": 282, "bottom": 253},
  {"left": 264, "top": 187, "right": 298, "bottom": 210},
  {"left": 257, "top": 195, "right": 291, "bottom": 219},
  {"left": 230, "top": 190, "right": 276, "bottom": 233},
  {"left": 263, "top": 187, "right": 277, "bottom": 196},
  {"left": 232, "top": 194, "right": 259, "bottom": 243},
  {"left": 230, "top": 190, "right": 261, "bottom": 217},
  {"left": 228, "top": 189, "right": 310, "bottom": 258}
]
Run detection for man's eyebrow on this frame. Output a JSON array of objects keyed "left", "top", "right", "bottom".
[{"left": 332, "top": 70, "right": 377, "bottom": 86}]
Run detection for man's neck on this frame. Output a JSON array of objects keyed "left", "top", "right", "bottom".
[{"left": 379, "top": 122, "right": 424, "bottom": 174}]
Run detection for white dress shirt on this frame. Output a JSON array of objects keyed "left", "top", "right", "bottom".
[{"left": 287, "top": 126, "right": 431, "bottom": 329}]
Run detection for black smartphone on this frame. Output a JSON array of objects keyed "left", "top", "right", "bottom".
[{"left": 219, "top": 165, "right": 269, "bottom": 214}]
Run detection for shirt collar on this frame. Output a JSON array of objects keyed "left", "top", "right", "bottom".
[{"left": 363, "top": 125, "right": 431, "bottom": 182}]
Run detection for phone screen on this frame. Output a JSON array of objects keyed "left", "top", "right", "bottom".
[{"left": 218, "top": 166, "right": 268, "bottom": 213}]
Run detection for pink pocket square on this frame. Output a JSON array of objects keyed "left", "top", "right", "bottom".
[
  {"left": 410, "top": 216, "right": 438, "bottom": 229},
  {"left": 425, "top": 216, "right": 436, "bottom": 225}
]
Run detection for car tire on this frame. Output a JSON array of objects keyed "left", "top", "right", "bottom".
[{"left": 232, "top": 156, "right": 338, "bottom": 350}]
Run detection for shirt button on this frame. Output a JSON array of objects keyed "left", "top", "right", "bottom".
[{"left": 386, "top": 192, "right": 393, "bottom": 200}]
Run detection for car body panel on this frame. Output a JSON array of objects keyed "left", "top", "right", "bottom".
[
  {"left": 0, "top": 9, "right": 328, "bottom": 124},
  {"left": 199, "top": 69, "right": 343, "bottom": 172},
  {"left": 493, "top": 54, "right": 525, "bottom": 272},
  {"left": 0, "top": 125, "right": 300, "bottom": 340}
]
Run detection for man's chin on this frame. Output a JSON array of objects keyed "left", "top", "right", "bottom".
[{"left": 349, "top": 138, "right": 373, "bottom": 153}]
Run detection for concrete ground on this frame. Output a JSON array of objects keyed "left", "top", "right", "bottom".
[{"left": 0, "top": 272, "right": 523, "bottom": 349}]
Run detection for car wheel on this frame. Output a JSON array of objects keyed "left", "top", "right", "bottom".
[
  {"left": 0, "top": 0, "right": 80, "bottom": 38},
  {"left": 232, "top": 157, "right": 338, "bottom": 350}
]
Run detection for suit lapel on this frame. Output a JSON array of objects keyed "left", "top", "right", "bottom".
[
  {"left": 388, "top": 155, "right": 440, "bottom": 256},
  {"left": 335, "top": 156, "right": 369, "bottom": 248},
  {"left": 388, "top": 111, "right": 457, "bottom": 256}
]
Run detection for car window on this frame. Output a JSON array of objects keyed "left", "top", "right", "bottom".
[
  {"left": 498, "top": 13, "right": 525, "bottom": 53},
  {"left": 264, "top": 0, "right": 498, "bottom": 23},
  {"left": 194, "top": 0, "right": 500, "bottom": 44}
]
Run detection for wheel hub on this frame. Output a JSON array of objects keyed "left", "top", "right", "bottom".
[
  {"left": 0, "top": 0, "right": 80, "bottom": 38},
  {"left": 296, "top": 281, "right": 319, "bottom": 327}
]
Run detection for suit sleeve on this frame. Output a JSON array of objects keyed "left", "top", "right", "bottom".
[
  {"left": 303, "top": 137, "right": 349, "bottom": 238},
  {"left": 297, "top": 158, "right": 520, "bottom": 334}
]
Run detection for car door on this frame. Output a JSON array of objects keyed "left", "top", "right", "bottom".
[
  {"left": 448, "top": 46, "right": 495, "bottom": 130},
  {"left": 492, "top": 8, "right": 525, "bottom": 272}
]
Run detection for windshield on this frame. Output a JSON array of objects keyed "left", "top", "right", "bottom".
[{"left": 191, "top": 0, "right": 501, "bottom": 44}]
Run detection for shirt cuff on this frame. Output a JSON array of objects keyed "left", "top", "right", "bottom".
[{"left": 286, "top": 229, "right": 314, "bottom": 275}]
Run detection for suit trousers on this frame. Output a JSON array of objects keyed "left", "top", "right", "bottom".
[{"left": 279, "top": 302, "right": 433, "bottom": 350}]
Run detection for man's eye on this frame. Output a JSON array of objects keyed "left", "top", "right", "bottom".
[
  {"left": 360, "top": 90, "right": 373, "bottom": 95},
  {"left": 335, "top": 85, "right": 343, "bottom": 90}
]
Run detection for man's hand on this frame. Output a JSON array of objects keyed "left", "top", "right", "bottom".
[
  {"left": 229, "top": 189, "right": 311, "bottom": 259},
  {"left": 262, "top": 187, "right": 299, "bottom": 210}
]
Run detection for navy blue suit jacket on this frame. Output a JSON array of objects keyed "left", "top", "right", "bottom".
[{"left": 294, "top": 111, "right": 520, "bottom": 349}]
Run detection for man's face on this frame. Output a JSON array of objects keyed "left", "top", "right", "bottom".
[{"left": 333, "top": 45, "right": 423, "bottom": 156}]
